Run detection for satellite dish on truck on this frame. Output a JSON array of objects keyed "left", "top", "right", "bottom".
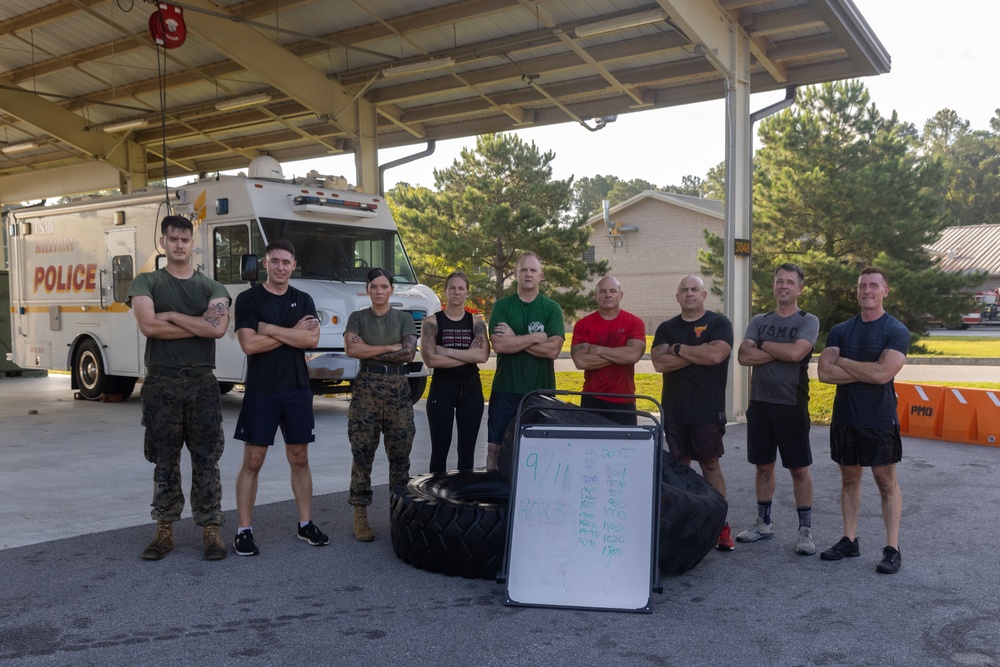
[{"left": 248, "top": 155, "right": 283, "bottom": 181}]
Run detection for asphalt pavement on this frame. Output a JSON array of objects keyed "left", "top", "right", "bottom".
[{"left": 1, "top": 374, "right": 999, "bottom": 666}]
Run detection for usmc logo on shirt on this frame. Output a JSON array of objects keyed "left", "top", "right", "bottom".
[{"left": 527, "top": 320, "right": 545, "bottom": 334}]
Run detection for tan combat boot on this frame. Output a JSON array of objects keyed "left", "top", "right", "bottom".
[
  {"left": 203, "top": 525, "right": 228, "bottom": 560},
  {"left": 141, "top": 520, "right": 174, "bottom": 560},
  {"left": 353, "top": 506, "right": 375, "bottom": 542}
]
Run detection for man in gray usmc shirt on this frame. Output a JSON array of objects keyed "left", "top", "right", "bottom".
[{"left": 735, "top": 263, "right": 820, "bottom": 556}]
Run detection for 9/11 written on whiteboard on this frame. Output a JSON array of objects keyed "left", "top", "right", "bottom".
[{"left": 505, "top": 426, "right": 657, "bottom": 611}]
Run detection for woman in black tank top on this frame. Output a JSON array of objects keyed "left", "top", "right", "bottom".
[{"left": 420, "top": 272, "right": 490, "bottom": 472}]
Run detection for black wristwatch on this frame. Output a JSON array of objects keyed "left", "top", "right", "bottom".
[{"left": 673, "top": 343, "right": 681, "bottom": 356}]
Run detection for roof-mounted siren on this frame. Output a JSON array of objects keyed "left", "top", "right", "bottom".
[
  {"left": 603, "top": 199, "right": 637, "bottom": 251},
  {"left": 248, "top": 155, "right": 284, "bottom": 181}
]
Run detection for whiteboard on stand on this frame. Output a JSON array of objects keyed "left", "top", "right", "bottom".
[{"left": 503, "top": 425, "right": 658, "bottom": 612}]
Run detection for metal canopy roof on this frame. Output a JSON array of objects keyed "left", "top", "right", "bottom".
[{"left": 0, "top": 0, "right": 888, "bottom": 195}]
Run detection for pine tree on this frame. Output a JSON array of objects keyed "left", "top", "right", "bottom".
[
  {"left": 390, "top": 133, "right": 604, "bottom": 319},
  {"left": 701, "top": 81, "right": 982, "bottom": 337}
]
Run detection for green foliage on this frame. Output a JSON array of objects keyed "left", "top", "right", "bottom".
[
  {"left": 571, "top": 173, "right": 710, "bottom": 219},
  {"left": 389, "top": 133, "right": 604, "bottom": 319},
  {"left": 572, "top": 175, "right": 658, "bottom": 218},
  {"left": 922, "top": 108, "right": 1000, "bottom": 226},
  {"left": 700, "top": 81, "right": 984, "bottom": 340},
  {"left": 702, "top": 162, "right": 727, "bottom": 201},
  {"left": 696, "top": 228, "right": 725, "bottom": 299}
]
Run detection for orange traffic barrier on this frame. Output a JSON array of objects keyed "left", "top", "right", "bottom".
[
  {"left": 940, "top": 386, "right": 1000, "bottom": 448},
  {"left": 895, "top": 382, "right": 945, "bottom": 440},
  {"left": 895, "top": 382, "right": 1000, "bottom": 448}
]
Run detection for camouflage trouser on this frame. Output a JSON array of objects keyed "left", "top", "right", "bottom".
[
  {"left": 347, "top": 372, "right": 414, "bottom": 507},
  {"left": 140, "top": 374, "right": 225, "bottom": 526}
]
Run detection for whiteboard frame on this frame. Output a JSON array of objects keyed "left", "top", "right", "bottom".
[{"left": 500, "top": 396, "right": 662, "bottom": 613}]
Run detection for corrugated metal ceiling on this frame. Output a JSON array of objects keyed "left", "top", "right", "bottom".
[{"left": 0, "top": 0, "right": 889, "bottom": 193}]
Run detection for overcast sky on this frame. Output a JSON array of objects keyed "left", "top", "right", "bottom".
[{"left": 281, "top": 0, "right": 990, "bottom": 193}]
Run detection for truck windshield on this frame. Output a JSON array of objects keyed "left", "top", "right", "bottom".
[{"left": 258, "top": 218, "right": 417, "bottom": 284}]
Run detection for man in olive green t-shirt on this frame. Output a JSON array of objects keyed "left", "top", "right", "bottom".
[
  {"left": 486, "top": 252, "right": 565, "bottom": 469},
  {"left": 126, "top": 215, "right": 230, "bottom": 562}
]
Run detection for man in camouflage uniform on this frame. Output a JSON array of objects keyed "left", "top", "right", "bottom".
[
  {"left": 127, "top": 215, "right": 230, "bottom": 561},
  {"left": 344, "top": 268, "right": 417, "bottom": 541}
]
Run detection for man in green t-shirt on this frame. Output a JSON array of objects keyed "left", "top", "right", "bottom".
[
  {"left": 487, "top": 252, "right": 565, "bottom": 470},
  {"left": 126, "top": 215, "right": 230, "bottom": 562}
]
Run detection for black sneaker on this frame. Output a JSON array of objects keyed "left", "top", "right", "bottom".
[
  {"left": 876, "top": 546, "right": 901, "bottom": 574},
  {"left": 297, "top": 521, "right": 329, "bottom": 546},
  {"left": 234, "top": 529, "right": 260, "bottom": 556},
  {"left": 820, "top": 536, "right": 860, "bottom": 560}
]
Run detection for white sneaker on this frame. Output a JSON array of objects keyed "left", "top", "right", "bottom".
[
  {"left": 735, "top": 518, "right": 774, "bottom": 542},
  {"left": 796, "top": 526, "right": 817, "bottom": 555}
]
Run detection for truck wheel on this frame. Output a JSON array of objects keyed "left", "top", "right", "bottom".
[
  {"left": 74, "top": 339, "right": 106, "bottom": 401},
  {"left": 390, "top": 471, "right": 509, "bottom": 580},
  {"left": 218, "top": 382, "right": 236, "bottom": 395},
  {"left": 408, "top": 376, "right": 427, "bottom": 404}
]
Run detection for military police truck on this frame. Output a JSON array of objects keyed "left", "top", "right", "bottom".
[{"left": 5, "top": 156, "right": 439, "bottom": 402}]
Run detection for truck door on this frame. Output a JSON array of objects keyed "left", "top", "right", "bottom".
[
  {"left": 106, "top": 228, "right": 140, "bottom": 374},
  {"left": 209, "top": 222, "right": 253, "bottom": 383}
]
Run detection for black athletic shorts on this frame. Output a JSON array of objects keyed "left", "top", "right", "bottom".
[
  {"left": 746, "top": 400, "right": 812, "bottom": 469},
  {"left": 234, "top": 387, "right": 315, "bottom": 446},
  {"left": 664, "top": 420, "right": 725, "bottom": 462},
  {"left": 829, "top": 422, "right": 902, "bottom": 467}
]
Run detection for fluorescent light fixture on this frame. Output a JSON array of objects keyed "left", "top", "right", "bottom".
[
  {"left": 575, "top": 9, "right": 667, "bottom": 38},
  {"left": 103, "top": 118, "right": 148, "bottom": 133},
  {"left": 215, "top": 92, "right": 272, "bottom": 111},
  {"left": 2, "top": 141, "right": 38, "bottom": 154},
  {"left": 381, "top": 57, "right": 455, "bottom": 78}
]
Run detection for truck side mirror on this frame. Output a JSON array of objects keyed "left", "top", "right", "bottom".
[
  {"left": 155, "top": 254, "right": 166, "bottom": 270},
  {"left": 240, "top": 254, "right": 258, "bottom": 282}
]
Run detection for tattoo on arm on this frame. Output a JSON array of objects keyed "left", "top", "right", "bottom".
[
  {"left": 422, "top": 318, "right": 438, "bottom": 355},
  {"left": 204, "top": 301, "right": 227, "bottom": 328},
  {"left": 375, "top": 333, "right": 417, "bottom": 364}
]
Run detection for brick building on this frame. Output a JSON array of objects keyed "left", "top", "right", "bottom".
[{"left": 581, "top": 191, "right": 724, "bottom": 334}]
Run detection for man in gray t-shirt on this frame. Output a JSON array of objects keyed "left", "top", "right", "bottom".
[{"left": 735, "top": 263, "right": 820, "bottom": 556}]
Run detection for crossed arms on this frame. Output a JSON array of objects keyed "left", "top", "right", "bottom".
[
  {"left": 571, "top": 339, "right": 645, "bottom": 370},
  {"left": 651, "top": 339, "right": 731, "bottom": 373},
  {"left": 345, "top": 331, "right": 418, "bottom": 364},
  {"left": 490, "top": 322, "right": 563, "bottom": 360},
  {"left": 817, "top": 346, "right": 906, "bottom": 385},
  {"left": 738, "top": 337, "right": 814, "bottom": 367},
  {"left": 421, "top": 316, "right": 490, "bottom": 369},
  {"left": 236, "top": 315, "right": 320, "bottom": 355},
  {"left": 131, "top": 294, "right": 229, "bottom": 340}
]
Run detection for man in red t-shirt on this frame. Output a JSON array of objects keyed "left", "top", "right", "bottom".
[{"left": 571, "top": 276, "right": 647, "bottom": 425}]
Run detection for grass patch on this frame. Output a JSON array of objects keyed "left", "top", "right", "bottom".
[
  {"left": 562, "top": 333, "right": 1000, "bottom": 358},
  {"left": 433, "top": 371, "right": 1000, "bottom": 426},
  {"left": 914, "top": 336, "right": 1000, "bottom": 358}
]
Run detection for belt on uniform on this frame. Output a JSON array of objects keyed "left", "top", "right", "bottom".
[
  {"left": 360, "top": 363, "right": 406, "bottom": 375},
  {"left": 146, "top": 366, "right": 213, "bottom": 378}
]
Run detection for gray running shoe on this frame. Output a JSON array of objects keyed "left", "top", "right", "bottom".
[
  {"left": 735, "top": 518, "right": 774, "bottom": 542},
  {"left": 795, "top": 526, "right": 817, "bottom": 555}
]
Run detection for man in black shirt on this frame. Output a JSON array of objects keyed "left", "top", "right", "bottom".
[
  {"left": 651, "top": 275, "right": 735, "bottom": 551},
  {"left": 232, "top": 240, "right": 329, "bottom": 556}
]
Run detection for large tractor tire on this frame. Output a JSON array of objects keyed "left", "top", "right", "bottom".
[
  {"left": 390, "top": 471, "right": 509, "bottom": 580},
  {"left": 657, "top": 454, "right": 728, "bottom": 575}
]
